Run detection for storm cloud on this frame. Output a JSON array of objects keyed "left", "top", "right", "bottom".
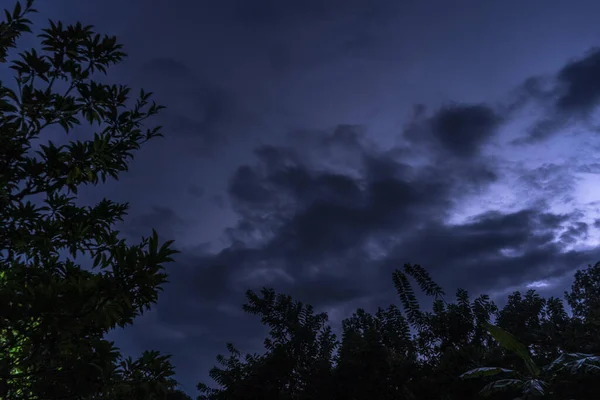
[{"left": 517, "top": 48, "right": 600, "bottom": 143}]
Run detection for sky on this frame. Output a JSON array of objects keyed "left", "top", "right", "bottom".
[{"left": 12, "top": 0, "right": 600, "bottom": 395}]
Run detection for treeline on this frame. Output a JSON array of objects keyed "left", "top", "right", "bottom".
[{"left": 197, "top": 263, "right": 600, "bottom": 400}]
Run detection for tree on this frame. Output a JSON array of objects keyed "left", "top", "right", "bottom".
[
  {"left": 200, "top": 261, "right": 600, "bottom": 400},
  {"left": 565, "top": 261, "right": 600, "bottom": 323},
  {"left": 564, "top": 261, "right": 600, "bottom": 355},
  {"left": 0, "top": 1, "right": 190, "bottom": 398},
  {"left": 334, "top": 305, "right": 417, "bottom": 399},
  {"left": 197, "top": 288, "right": 338, "bottom": 400},
  {"left": 495, "top": 290, "right": 570, "bottom": 365}
]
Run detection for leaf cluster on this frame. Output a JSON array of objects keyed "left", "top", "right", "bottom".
[{"left": 0, "top": 1, "right": 188, "bottom": 398}]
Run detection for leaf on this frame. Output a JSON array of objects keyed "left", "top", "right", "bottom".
[
  {"left": 13, "top": 1, "right": 21, "bottom": 18},
  {"left": 479, "top": 379, "right": 524, "bottom": 396},
  {"left": 484, "top": 322, "right": 540, "bottom": 377},
  {"left": 521, "top": 379, "right": 546, "bottom": 396},
  {"left": 548, "top": 352, "right": 600, "bottom": 375},
  {"left": 460, "top": 367, "right": 516, "bottom": 379}
]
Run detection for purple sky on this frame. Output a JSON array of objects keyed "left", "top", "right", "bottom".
[{"left": 16, "top": 0, "right": 600, "bottom": 394}]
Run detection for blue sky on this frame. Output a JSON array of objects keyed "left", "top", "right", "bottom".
[{"left": 12, "top": 0, "right": 600, "bottom": 394}]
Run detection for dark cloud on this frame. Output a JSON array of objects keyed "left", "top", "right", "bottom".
[
  {"left": 143, "top": 126, "right": 477, "bottom": 338},
  {"left": 555, "top": 48, "right": 600, "bottom": 114},
  {"left": 431, "top": 104, "right": 502, "bottom": 158},
  {"left": 149, "top": 124, "right": 582, "bottom": 328},
  {"left": 384, "top": 209, "right": 580, "bottom": 291},
  {"left": 168, "top": 90, "right": 233, "bottom": 133},
  {"left": 404, "top": 103, "right": 503, "bottom": 159},
  {"left": 227, "top": 133, "right": 457, "bottom": 265},
  {"left": 514, "top": 48, "right": 600, "bottom": 143},
  {"left": 560, "top": 221, "right": 589, "bottom": 245},
  {"left": 511, "top": 77, "right": 553, "bottom": 109},
  {"left": 156, "top": 88, "right": 236, "bottom": 154},
  {"left": 136, "top": 58, "right": 244, "bottom": 155},
  {"left": 121, "top": 206, "right": 186, "bottom": 239}
]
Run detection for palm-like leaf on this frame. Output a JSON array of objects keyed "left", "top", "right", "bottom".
[
  {"left": 479, "top": 378, "right": 523, "bottom": 396},
  {"left": 483, "top": 322, "right": 540, "bottom": 377},
  {"left": 460, "top": 366, "right": 516, "bottom": 379},
  {"left": 547, "top": 352, "right": 600, "bottom": 375},
  {"left": 521, "top": 379, "right": 547, "bottom": 396}
]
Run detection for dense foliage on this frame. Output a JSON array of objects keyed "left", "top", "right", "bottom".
[
  {"left": 198, "top": 262, "right": 600, "bottom": 399},
  {"left": 0, "top": 1, "right": 190, "bottom": 398}
]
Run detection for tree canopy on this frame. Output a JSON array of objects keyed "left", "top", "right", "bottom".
[
  {"left": 198, "top": 263, "right": 600, "bottom": 400},
  {"left": 0, "top": 1, "right": 190, "bottom": 398}
]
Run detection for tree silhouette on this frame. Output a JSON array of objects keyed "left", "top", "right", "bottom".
[
  {"left": 0, "top": 1, "right": 189, "bottom": 398},
  {"left": 198, "top": 288, "right": 337, "bottom": 400},
  {"left": 199, "top": 262, "right": 600, "bottom": 400}
]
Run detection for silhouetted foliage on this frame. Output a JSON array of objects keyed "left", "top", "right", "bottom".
[
  {"left": 199, "top": 263, "right": 600, "bottom": 400},
  {"left": 462, "top": 322, "right": 600, "bottom": 399},
  {"left": 197, "top": 288, "right": 337, "bottom": 400},
  {"left": 0, "top": 1, "right": 190, "bottom": 398}
]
